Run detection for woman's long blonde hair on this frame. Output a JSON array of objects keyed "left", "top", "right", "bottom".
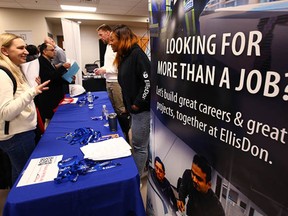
[{"left": 0, "top": 33, "right": 26, "bottom": 84}]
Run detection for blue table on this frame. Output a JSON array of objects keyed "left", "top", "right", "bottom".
[{"left": 3, "top": 91, "right": 145, "bottom": 216}]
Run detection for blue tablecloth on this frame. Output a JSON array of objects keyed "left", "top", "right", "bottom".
[{"left": 4, "top": 91, "right": 145, "bottom": 216}]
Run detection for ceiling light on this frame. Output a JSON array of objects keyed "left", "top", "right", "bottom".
[{"left": 60, "top": 5, "right": 97, "bottom": 12}]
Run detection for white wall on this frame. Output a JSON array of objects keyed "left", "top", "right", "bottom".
[
  {"left": 0, "top": 8, "right": 48, "bottom": 44},
  {"left": 79, "top": 25, "right": 100, "bottom": 68},
  {"left": 0, "top": 8, "right": 149, "bottom": 71}
]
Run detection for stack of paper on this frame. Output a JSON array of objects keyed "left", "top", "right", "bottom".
[{"left": 80, "top": 137, "right": 131, "bottom": 160}]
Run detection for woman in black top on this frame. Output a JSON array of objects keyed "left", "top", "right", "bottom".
[{"left": 110, "top": 25, "right": 151, "bottom": 177}]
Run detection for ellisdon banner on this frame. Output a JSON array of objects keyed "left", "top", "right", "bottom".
[{"left": 147, "top": 0, "right": 288, "bottom": 216}]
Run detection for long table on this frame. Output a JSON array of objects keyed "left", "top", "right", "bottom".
[{"left": 3, "top": 91, "right": 145, "bottom": 216}]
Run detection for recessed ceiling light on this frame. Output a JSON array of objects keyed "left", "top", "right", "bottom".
[{"left": 60, "top": 5, "right": 97, "bottom": 12}]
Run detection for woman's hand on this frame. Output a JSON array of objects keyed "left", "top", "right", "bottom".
[
  {"left": 35, "top": 76, "right": 41, "bottom": 85},
  {"left": 35, "top": 80, "right": 50, "bottom": 95},
  {"left": 131, "top": 104, "right": 139, "bottom": 111},
  {"left": 177, "top": 200, "right": 185, "bottom": 212}
]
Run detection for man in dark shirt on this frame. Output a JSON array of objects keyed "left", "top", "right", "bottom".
[
  {"left": 177, "top": 154, "right": 225, "bottom": 216},
  {"left": 38, "top": 43, "right": 71, "bottom": 127},
  {"left": 151, "top": 156, "right": 178, "bottom": 212}
]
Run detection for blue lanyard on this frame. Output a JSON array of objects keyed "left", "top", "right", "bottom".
[
  {"left": 57, "top": 127, "right": 111, "bottom": 145},
  {"left": 54, "top": 156, "right": 121, "bottom": 184}
]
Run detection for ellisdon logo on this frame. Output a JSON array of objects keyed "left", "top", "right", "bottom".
[
  {"left": 143, "top": 71, "right": 149, "bottom": 79},
  {"left": 142, "top": 81, "right": 150, "bottom": 100}
]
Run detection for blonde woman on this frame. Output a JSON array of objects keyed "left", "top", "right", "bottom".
[{"left": 0, "top": 33, "right": 49, "bottom": 185}]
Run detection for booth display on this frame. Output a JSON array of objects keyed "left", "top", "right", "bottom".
[{"left": 148, "top": 1, "right": 288, "bottom": 216}]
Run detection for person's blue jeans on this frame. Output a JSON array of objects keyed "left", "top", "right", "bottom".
[
  {"left": 0, "top": 130, "right": 35, "bottom": 185},
  {"left": 131, "top": 111, "right": 150, "bottom": 177}
]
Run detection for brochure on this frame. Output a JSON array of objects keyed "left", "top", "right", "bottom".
[
  {"left": 17, "top": 155, "right": 63, "bottom": 187},
  {"left": 62, "top": 61, "right": 80, "bottom": 83}
]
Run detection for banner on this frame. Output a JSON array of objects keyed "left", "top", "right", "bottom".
[{"left": 147, "top": 0, "right": 288, "bottom": 216}]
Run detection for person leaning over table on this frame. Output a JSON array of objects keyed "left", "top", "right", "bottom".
[
  {"left": 37, "top": 42, "right": 71, "bottom": 128},
  {"left": 177, "top": 154, "right": 225, "bottom": 216},
  {"left": 110, "top": 25, "right": 151, "bottom": 178},
  {"left": 0, "top": 33, "right": 50, "bottom": 185}
]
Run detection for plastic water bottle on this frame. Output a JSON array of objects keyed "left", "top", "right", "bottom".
[
  {"left": 102, "top": 105, "right": 108, "bottom": 120},
  {"left": 87, "top": 92, "right": 94, "bottom": 109}
]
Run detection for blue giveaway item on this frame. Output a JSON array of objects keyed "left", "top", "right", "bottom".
[
  {"left": 57, "top": 127, "right": 103, "bottom": 145},
  {"left": 54, "top": 156, "right": 121, "bottom": 184}
]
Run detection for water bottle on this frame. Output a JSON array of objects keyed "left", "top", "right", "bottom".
[
  {"left": 102, "top": 105, "right": 108, "bottom": 120},
  {"left": 87, "top": 92, "right": 94, "bottom": 109}
]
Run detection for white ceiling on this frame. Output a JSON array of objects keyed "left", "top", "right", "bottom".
[
  {"left": 0, "top": 0, "right": 150, "bottom": 27},
  {"left": 0, "top": 0, "right": 149, "bottom": 17}
]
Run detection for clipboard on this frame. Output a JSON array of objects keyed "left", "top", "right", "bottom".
[{"left": 62, "top": 62, "right": 80, "bottom": 83}]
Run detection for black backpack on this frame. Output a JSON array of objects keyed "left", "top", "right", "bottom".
[
  {"left": 0, "top": 66, "right": 17, "bottom": 135},
  {"left": 0, "top": 66, "right": 15, "bottom": 188}
]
